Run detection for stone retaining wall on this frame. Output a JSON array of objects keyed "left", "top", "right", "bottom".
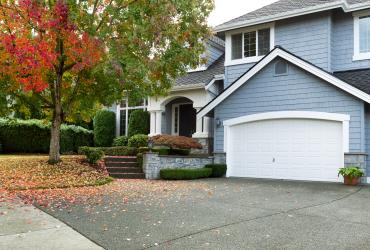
[{"left": 143, "top": 153, "right": 213, "bottom": 179}]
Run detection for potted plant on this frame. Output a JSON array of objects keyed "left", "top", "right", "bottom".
[{"left": 338, "top": 167, "right": 364, "bottom": 186}]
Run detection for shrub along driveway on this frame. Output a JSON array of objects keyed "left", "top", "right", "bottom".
[{"left": 41, "top": 178, "right": 370, "bottom": 249}]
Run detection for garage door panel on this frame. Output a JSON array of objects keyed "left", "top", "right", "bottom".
[{"left": 227, "top": 118, "right": 343, "bottom": 182}]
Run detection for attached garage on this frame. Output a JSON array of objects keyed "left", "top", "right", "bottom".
[{"left": 224, "top": 111, "right": 350, "bottom": 182}]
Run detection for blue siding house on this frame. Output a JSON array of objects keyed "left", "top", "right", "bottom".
[
  {"left": 194, "top": 0, "right": 370, "bottom": 183},
  {"left": 142, "top": 0, "right": 370, "bottom": 183}
]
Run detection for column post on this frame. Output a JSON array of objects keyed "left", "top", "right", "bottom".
[
  {"left": 155, "top": 111, "right": 162, "bottom": 135},
  {"left": 149, "top": 111, "right": 156, "bottom": 136},
  {"left": 192, "top": 108, "right": 209, "bottom": 138}
]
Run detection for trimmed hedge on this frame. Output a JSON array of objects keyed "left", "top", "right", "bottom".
[
  {"left": 128, "top": 110, "right": 150, "bottom": 137},
  {"left": 137, "top": 146, "right": 188, "bottom": 156},
  {"left": 113, "top": 136, "right": 128, "bottom": 147},
  {"left": 205, "top": 164, "right": 227, "bottom": 178},
  {"left": 170, "top": 148, "right": 190, "bottom": 156},
  {"left": 79, "top": 146, "right": 137, "bottom": 156},
  {"left": 160, "top": 168, "right": 212, "bottom": 180},
  {"left": 128, "top": 134, "right": 148, "bottom": 148},
  {"left": 93, "top": 110, "right": 116, "bottom": 147},
  {"left": 0, "top": 119, "right": 93, "bottom": 153}
]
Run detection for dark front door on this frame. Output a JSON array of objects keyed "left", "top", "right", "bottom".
[{"left": 179, "top": 104, "right": 196, "bottom": 137}]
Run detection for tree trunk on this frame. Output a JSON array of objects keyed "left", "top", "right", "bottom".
[
  {"left": 49, "top": 108, "right": 61, "bottom": 164},
  {"left": 48, "top": 72, "right": 63, "bottom": 164}
]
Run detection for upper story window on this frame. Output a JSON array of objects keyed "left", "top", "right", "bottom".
[
  {"left": 226, "top": 23, "right": 274, "bottom": 66},
  {"left": 354, "top": 12, "right": 370, "bottom": 61}
]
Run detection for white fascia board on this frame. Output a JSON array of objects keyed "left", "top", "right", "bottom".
[
  {"left": 171, "top": 84, "right": 204, "bottom": 92},
  {"left": 197, "top": 48, "right": 370, "bottom": 119},
  {"left": 215, "top": 1, "right": 370, "bottom": 33},
  {"left": 223, "top": 111, "right": 350, "bottom": 127},
  {"left": 205, "top": 74, "right": 225, "bottom": 90}
]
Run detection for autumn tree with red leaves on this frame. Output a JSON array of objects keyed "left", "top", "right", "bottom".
[{"left": 0, "top": 0, "right": 213, "bottom": 164}]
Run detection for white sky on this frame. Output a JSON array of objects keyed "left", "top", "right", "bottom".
[{"left": 208, "top": 0, "right": 278, "bottom": 27}]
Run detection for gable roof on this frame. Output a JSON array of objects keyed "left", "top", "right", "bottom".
[
  {"left": 215, "top": 0, "right": 370, "bottom": 32},
  {"left": 197, "top": 47, "right": 370, "bottom": 119},
  {"left": 175, "top": 55, "right": 225, "bottom": 86}
]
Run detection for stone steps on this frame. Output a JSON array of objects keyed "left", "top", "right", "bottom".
[
  {"left": 109, "top": 173, "right": 146, "bottom": 179},
  {"left": 104, "top": 156, "right": 145, "bottom": 179}
]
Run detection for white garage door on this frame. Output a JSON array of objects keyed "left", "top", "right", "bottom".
[{"left": 226, "top": 118, "right": 344, "bottom": 182}]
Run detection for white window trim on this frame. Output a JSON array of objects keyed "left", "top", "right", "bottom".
[
  {"left": 171, "top": 102, "right": 192, "bottom": 136},
  {"left": 225, "top": 23, "right": 275, "bottom": 66},
  {"left": 353, "top": 10, "right": 370, "bottom": 61},
  {"left": 223, "top": 111, "right": 350, "bottom": 154},
  {"left": 116, "top": 98, "right": 148, "bottom": 136}
]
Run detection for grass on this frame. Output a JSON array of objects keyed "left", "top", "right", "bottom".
[{"left": 0, "top": 155, "right": 113, "bottom": 191}]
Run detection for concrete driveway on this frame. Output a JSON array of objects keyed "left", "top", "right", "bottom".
[{"left": 42, "top": 178, "right": 370, "bottom": 250}]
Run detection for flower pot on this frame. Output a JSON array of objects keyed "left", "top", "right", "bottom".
[{"left": 343, "top": 176, "right": 360, "bottom": 186}]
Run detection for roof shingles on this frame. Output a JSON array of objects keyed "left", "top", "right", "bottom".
[
  {"left": 216, "top": 0, "right": 370, "bottom": 30},
  {"left": 175, "top": 55, "right": 225, "bottom": 86},
  {"left": 334, "top": 69, "right": 370, "bottom": 95}
]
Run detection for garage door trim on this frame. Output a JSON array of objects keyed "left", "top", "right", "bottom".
[{"left": 223, "top": 111, "right": 350, "bottom": 159}]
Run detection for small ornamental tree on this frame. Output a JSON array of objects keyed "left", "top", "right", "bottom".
[
  {"left": 127, "top": 110, "right": 150, "bottom": 137},
  {"left": 0, "top": 0, "right": 213, "bottom": 164},
  {"left": 93, "top": 110, "right": 116, "bottom": 147}
]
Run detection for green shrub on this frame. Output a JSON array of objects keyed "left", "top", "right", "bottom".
[
  {"left": 137, "top": 153, "right": 143, "bottom": 168},
  {"left": 138, "top": 147, "right": 150, "bottom": 153},
  {"left": 205, "top": 164, "right": 227, "bottom": 178},
  {"left": 136, "top": 146, "right": 188, "bottom": 156},
  {"left": 113, "top": 136, "right": 128, "bottom": 147},
  {"left": 93, "top": 110, "right": 116, "bottom": 147},
  {"left": 170, "top": 148, "right": 191, "bottom": 156},
  {"left": 338, "top": 167, "right": 364, "bottom": 179},
  {"left": 85, "top": 148, "right": 105, "bottom": 164},
  {"left": 128, "top": 110, "right": 150, "bottom": 137},
  {"left": 100, "top": 146, "right": 137, "bottom": 156},
  {"left": 128, "top": 134, "right": 148, "bottom": 148},
  {"left": 60, "top": 125, "right": 93, "bottom": 153},
  {"left": 80, "top": 146, "right": 137, "bottom": 156},
  {"left": 78, "top": 146, "right": 90, "bottom": 155},
  {"left": 0, "top": 118, "right": 93, "bottom": 153},
  {"left": 160, "top": 168, "right": 212, "bottom": 180}
]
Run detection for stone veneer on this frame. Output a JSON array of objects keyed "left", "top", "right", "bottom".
[
  {"left": 191, "top": 138, "right": 213, "bottom": 155},
  {"left": 143, "top": 153, "right": 213, "bottom": 179},
  {"left": 213, "top": 152, "right": 226, "bottom": 164}
]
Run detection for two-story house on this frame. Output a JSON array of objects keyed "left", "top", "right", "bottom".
[{"left": 129, "top": 0, "right": 370, "bottom": 183}]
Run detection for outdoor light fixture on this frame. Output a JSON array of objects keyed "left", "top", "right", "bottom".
[{"left": 215, "top": 118, "right": 222, "bottom": 128}]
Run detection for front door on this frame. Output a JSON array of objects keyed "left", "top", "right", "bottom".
[{"left": 179, "top": 104, "right": 196, "bottom": 137}]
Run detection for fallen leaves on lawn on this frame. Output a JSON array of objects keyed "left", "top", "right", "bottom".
[{"left": 0, "top": 155, "right": 112, "bottom": 191}]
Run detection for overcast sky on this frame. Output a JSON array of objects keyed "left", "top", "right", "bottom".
[{"left": 208, "top": 0, "right": 278, "bottom": 27}]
